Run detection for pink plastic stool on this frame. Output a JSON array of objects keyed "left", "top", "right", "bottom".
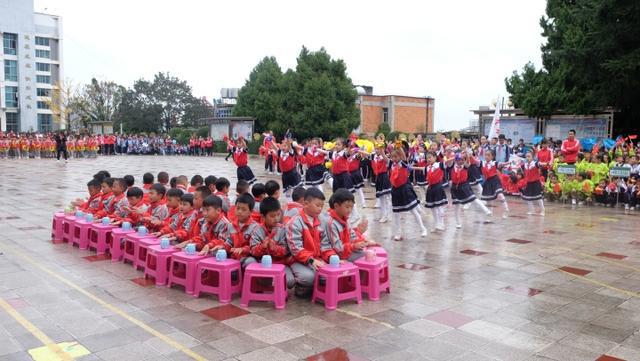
[
  {"left": 354, "top": 257, "right": 390, "bottom": 301},
  {"left": 71, "top": 219, "right": 92, "bottom": 250},
  {"left": 122, "top": 232, "right": 148, "bottom": 266},
  {"left": 369, "top": 246, "right": 388, "bottom": 258},
  {"left": 62, "top": 214, "right": 76, "bottom": 243},
  {"left": 312, "top": 263, "right": 362, "bottom": 310},
  {"left": 240, "top": 263, "right": 287, "bottom": 309},
  {"left": 51, "top": 212, "right": 65, "bottom": 244},
  {"left": 145, "top": 245, "right": 180, "bottom": 285},
  {"left": 110, "top": 228, "right": 135, "bottom": 262},
  {"left": 88, "top": 223, "right": 115, "bottom": 255},
  {"left": 194, "top": 258, "right": 242, "bottom": 303},
  {"left": 134, "top": 237, "right": 159, "bottom": 271},
  {"left": 167, "top": 252, "right": 206, "bottom": 294}
]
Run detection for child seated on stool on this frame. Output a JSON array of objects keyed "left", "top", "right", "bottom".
[
  {"left": 283, "top": 186, "right": 305, "bottom": 223},
  {"left": 112, "top": 187, "right": 148, "bottom": 226},
  {"left": 73, "top": 179, "right": 102, "bottom": 214},
  {"left": 193, "top": 186, "right": 212, "bottom": 218},
  {"left": 195, "top": 196, "right": 232, "bottom": 254},
  {"left": 322, "top": 189, "right": 376, "bottom": 262},
  {"left": 286, "top": 188, "right": 334, "bottom": 297},
  {"left": 214, "top": 178, "right": 232, "bottom": 214},
  {"left": 93, "top": 178, "right": 117, "bottom": 219},
  {"left": 153, "top": 194, "right": 198, "bottom": 247},
  {"left": 156, "top": 188, "right": 183, "bottom": 230},
  {"left": 250, "top": 183, "right": 266, "bottom": 222},
  {"left": 105, "top": 178, "right": 129, "bottom": 223},
  {"left": 141, "top": 184, "right": 169, "bottom": 232},
  {"left": 224, "top": 194, "right": 259, "bottom": 265},
  {"left": 248, "top": 197, "right": 295, "bottom": 288}
]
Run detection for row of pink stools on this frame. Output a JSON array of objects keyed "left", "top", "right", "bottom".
[{"left": 52, "top": 211, "right": 390, "bottom": 310}]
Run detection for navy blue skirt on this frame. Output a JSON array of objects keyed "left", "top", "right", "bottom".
[
  {"left": 425, "top": 182, "right": 448, "bottom": 208},
  {"left": 350, "top": 169, "right": 365, "bottom": 189},
  {"left": 375, "top": 172, "right": 392, "bottom": 198},
  {"left": 481, "top": 175, "right": 503, "bottom": 201},
  {"left": 282, "top": 169, "right": 303, "bottom": 192},
  {"left": 468, "top": 165, "right": 482, "bottom": 185},
  {"left": 333, "top": 172, "right": 355, "bottom": 193},
  {"left": 521, "top": 181, "right": 543, "bottom": 201},
  {"left": 305, "top": 164, "right": 328, "bottom": 186},
  {"left": 391, "top": 183, "right": 419, "bottom": 213},
  {"left": 237, "top": 165, "right": 256, "bottom": 184},
  {"left": 451, "top": 182, "right": 477, "bottom": 204},
  {"left": 414, "top": 170, "right": 427, "bottom": 186}
]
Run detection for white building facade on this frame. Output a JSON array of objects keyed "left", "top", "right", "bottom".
[{"left": 0, "top": 0, "right": 62, "bottom": 133}]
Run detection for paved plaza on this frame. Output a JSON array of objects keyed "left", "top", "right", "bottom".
[{"left": 0, "top": 155, "right": 639, "bottom": 361}]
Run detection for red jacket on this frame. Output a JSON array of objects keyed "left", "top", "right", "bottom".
[{"left": 561, "top": 139, "right": 580, "bottom": 163}]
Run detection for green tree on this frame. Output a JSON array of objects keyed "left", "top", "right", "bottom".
[
  {"left": 118, "top": 89, "right": 163, "bottom": 133},
  {"left": 75, "top": 78, "right": 125, "bottom": 128},
  {"left": 506, "top": 0, "right": 640, "bottom": 123},
  {"left": 233, "top": 56, "right": 285, "bottom": 133}
]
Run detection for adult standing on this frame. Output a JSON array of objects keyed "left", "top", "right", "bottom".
[
  {"left": 561, "top": 129, "right": 580, "bottom": 165},
  {"left": 54, "top": 130, "right": 68, "bottom": 162},
  {"left": 494, "top": 134, "right": 512, "bottom": 163}
]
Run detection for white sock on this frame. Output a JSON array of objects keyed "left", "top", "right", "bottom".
[
  {"left": 328, "top": 178, "right": 334, "bottom": 189},
  {"left": 473, "top": 199, "right": 491, "bottom": 214},
  {"left": 431, "top": 208, "right": 438, "bottom": 228},
  {"left": 498, "top": 193, "right": 509, "bottom": 212},
  {"left": 357, "top": 188, "right": 366, "bottom": 207},
  {"left": 436, "top": 206, "right": 445, "bottom": 226},
  {"left": 411, "top": 208, "right": 426, "bottom": 231},
  {"left": 537, "top": 199, "right": 545, "bottom": 213},
  {"left": 527, "top": 201, "right": 534, "bottom": 213},
  {"left": 454, "top": 204, "right": 461, "bottom": 226},
  {"left": 393, "top": 212, "right": 402, "bottom": 237}
]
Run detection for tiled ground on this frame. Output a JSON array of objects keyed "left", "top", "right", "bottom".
[{"left": 1, "top": 155, "right": 639, "bottom": 361}]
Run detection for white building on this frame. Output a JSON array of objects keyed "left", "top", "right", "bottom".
[{"left": 0, "top": 0, "right": 63, "bottom": 133}]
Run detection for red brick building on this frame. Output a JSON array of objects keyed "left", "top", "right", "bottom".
[{"left": 356, "top": 89, "right": 435, "bottom": 135}]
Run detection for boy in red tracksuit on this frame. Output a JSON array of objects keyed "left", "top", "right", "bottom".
[
  {"left": 249, "top": 197, "right": 295, "bottom": 288},
  {"left": 286, "top": 188, "right": 334, "bottom": 297},
  {"left": 93, "top": 178, "right": 117, "bottom": 219},
  {"left": 283, "top": 186, "right": 305, "bottom": 224},
  {"left": 141, "top": 184, "right": 169, "bottom": 232},
  {"left": 112, "top": 187, "right": 148, "bottom": 226},
  {"left": 223, "top": 194, "right": 259, "bottom": 265},
  {"left": 107, "top": 179, "right": 132, "bottom": 224},
  {"left": 214, "top": 178, "right": 231, "bottom": 214},
  {"left": 322, "top": 189, "right": 377, "bottom": 262},
  {"left": 75, "top": 179, "right": 103, "bottom": 214},
  {"left": 155, "top": 194, "right": 199, "bottom": 247},
  {"left": 194, "top": 196, "right": 233, "bottom": 254},
  {"left": 151, "top": 188, "right": 183, "bottom": 234}
]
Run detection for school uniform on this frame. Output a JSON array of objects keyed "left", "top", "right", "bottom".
[
  {"left": 278, "top": 149, "right": 303, "bottom": 192},
  {"left": 120, "top": 202, "right": 150, "bottom": 226},
  {"left": 425, "top": 162, "right": 448, "bottom": 208},
  {"left": 232, "top": 147, "right": 256, "bottom": 184},
  {"left": 449, "top": 165, "right": 477, "bottom": 204},
  {"left": 481, "top": 161, "right": 504, "bottom": 200},
  {"left": 321, "top": 209, "right": 366, "bottom": 262},
  {"left": 159, "top": 207, "right": 181, "bottom": 233},
  {"left": 79, "top": 193, "right": 103, "bottom": 214},
  {"left": 411, "top": 153, "right": 428, "bottom": 186},
  {"left": 110, "top": 193, "right": 130, "bottom": 220},
  {"left": 144, "top": 199, "right": 169, "bottom": 232},
  {"left": 390, "top": 161, "right": 420, "bottom": 212},
  {"left": 467, "top": 160, "right": 482, "bottom": 186},
  {"left": 286, "top": 212, "right": 332, "bottom": 294},
  {"left": 191, "top": 214, "right": 232, "bottom": 252},
  {"left": 160, "top": 209, "right": 199, "bottom": 243},
  {"left": 521, "top": 161, "right": 544, "bottom": 201},
  {"left": 94, "top": 192, "right": 116, "bottom": 219},
  {"left": 283, "top": 202, "right": 303, "bottom": 224},
  {"left": 348, "top": 155, "right": 365, "bottom": 189},
  {"left": 330, "top": 150, "right": 354, "bottom": 193},
  {"left": 371, "top": 154, "right": 392, "bottom": 198},
  {"left": 303, "top": 147, "right": 329, "bottom": 186},
  {"left": 249, "top": 223, "right": 295, "bottom": 288},
  {"left": 224, "top": 218, "right": 259, "bottom": 265},
  {"left": 214, "top": 191, "right": 231, "bottom": 213}
]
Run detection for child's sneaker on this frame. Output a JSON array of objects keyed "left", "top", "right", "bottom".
[
  {"left": 539, "top": 211, "right": 545, "bottom": 216},
  {"left": 378, "top": 217, "right": 388, "bottom": 223},
  {"left": 455, "top": 224, "right": 462, "bottom": 229},
  {"left": 502, "top": 212, "right": 508, "bottom": 219},
  {"left": 393, "top": 234, "right": 403, "bottom": 241},
  {"left": 571, "top": 199, "right": 577, "bottom": 205},
  {"left": 435, "top": 224, "right": 446, "bottom": 232},
  {"left": 420, "top": 227, "right": 428, "bottom": 237},
  {"left": 625, "top": 204, "right": 630, "bottom": 210}
]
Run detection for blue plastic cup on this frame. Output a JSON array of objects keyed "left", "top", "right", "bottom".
[
  {"left": 329, "top": 255, "right": 340, "bottom": 268},
  {"left": 185, "top": 243, "right": 196, "bottom": 255},
  {"left": 75, "top": 211, "right": 84, "bottom": 219},
  {"left": 160, "top": 238, "right": 170, "bottom": 249},
  {"left": 85, "top": 214, "right": 94, "bottom": 222},
  {"left": 261, "top": 255, "right": 273, "bottom": 268},
  {"left": 122, "top": 222, "right": 131, "bottom": 230},
  {"left": 102, "top": 217, "right": 110, "bottom": 225},
  {"left": 137, "top": 226, "right": 147, "bottom": 235},
  {"left": 216, "top": 249, "right": 227, "bottom": 261}
]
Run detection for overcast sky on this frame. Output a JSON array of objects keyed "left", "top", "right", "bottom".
[{"left": 35, "top": 0, "right": 546, "bottom": 131}]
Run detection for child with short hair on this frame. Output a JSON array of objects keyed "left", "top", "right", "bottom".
[
  {"left": 156, "top": 194, "right": 199, "bottom": 247},
  {"left": 251, "top": 183, "right": 266, "bottom": 212},
  {"left": 286, "top": 188, "right": 333, "bottom": 297},
  {"left": 142, "top": 172, "right": 154, "bottom": 193},
  {"left": 194, "top": 195, "right": 233, "bottom": 254},
  {"left": 264, "top": 180, "right": 281, "bottom": 200},
  {"left": 108, "top": 179, "right": 130, "bottom": 222},
  {"left": 188, "top": 175, "right": 204, "bottom": 193},
  {"left": 545, "top": 173, "right": 562, "bottom": 202},
  {"left": 283, "top": 186, "right": 305, "bottom": 223},
  {"left": 193, "top": 185, "right": 212, "bottom": 216},
  {"left": 204, "top": 175, "right": 217, "bottom": 195},
  {"left": 214, "top": 177, "right": 231, "bottom": 213},
  {"left": 249, "top": 197, "right": 295, "bottom": 288},
  {"left": 142, "top": 183, "right": 169, "bottom": 231},
  {"left": 75, "top": 179, "right": 103, "bottom": 214},
  {"left": 322, "top": 189, "right": 376, "bottom": 262},
  {"left": 114, "top": 187, "right": 148, "bottom": 226},
  {"left": 152, "top": 188, "right": 183, "bottom": 234},
  {"left": 176, "top": 175, "right": 189, "bottom": 193},
  {"left": 94, "top": 178, "right": 117, "bottom": 219},
  {"left": 124, "top": 175, "right": 135, "bottom": 190},
  {"left": 157, "top": 171, "right": 169, "bottom": 187},
  {"left": 225, "top": 194, "right": 259, "bottom": 265},
  {"left": 594, "top": 179, "right": 607, "bottom": 206},
  {"left": 572, "top": 172, "right": 594, "bottom": 205}
]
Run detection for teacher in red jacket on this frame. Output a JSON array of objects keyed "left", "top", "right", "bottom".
[{"left": 561, "top": 129, "right": 580, "bottom": 164}]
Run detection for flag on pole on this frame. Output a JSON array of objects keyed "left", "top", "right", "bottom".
[{"left": 488, "top": 96, "right": 501, "bottom": 139}]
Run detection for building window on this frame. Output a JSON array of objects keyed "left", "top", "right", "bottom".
[
  {"left": 382, "top": 107, "right": 389, "bottom": 123},
  {"left": 35, "top": 37, "right": 50, "bottom": 46},
  {"left": 37, "top": 101, "right": 50, "bottom": 109},
  {"left": 37, "top": 88, "right": 51, "bottom": 97},
  {"left": 36, "top": 62, "right": 50, "bottom": 72},
  {"left": 35, "top": 49, "right": 50, "bottom": 59},
  {"left": 37, "top": 113, "right": 52, "bottom": 132},
  {"left": 4, "top": 60, "right": 18, "bottom": 81},
  {"left": 36, "top": 75, "right": 51, "bottom": 84},
  {"left": 6, "top": 112, "right": 19, "bottom": 132},
  {"left": 5, "top": 86, "right": 18, "bottom": 107},
  {"left": 3, "top": 33, "right": 17, "bottom": 55}
]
